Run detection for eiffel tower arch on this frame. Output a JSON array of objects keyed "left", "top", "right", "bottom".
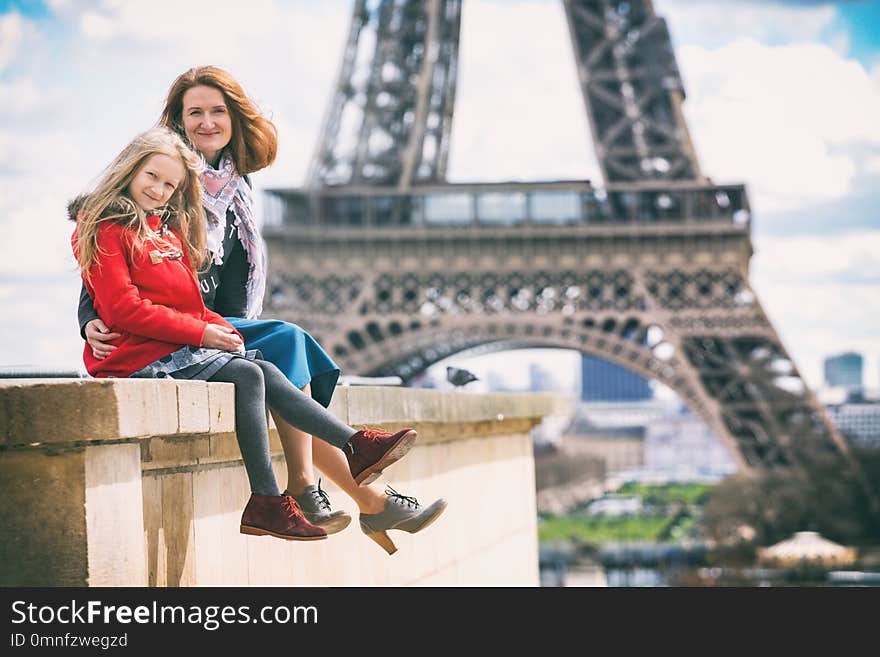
[{"left": 262, "top": 0, "right": 869, "bottom": 486}]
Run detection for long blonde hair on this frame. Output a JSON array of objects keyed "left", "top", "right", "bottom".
[
  {"left": 160, "top": 65, "right": 277, "bottom": 175},
  {"left": 75, "top": 127, "right": 207, "bottom": 280}
]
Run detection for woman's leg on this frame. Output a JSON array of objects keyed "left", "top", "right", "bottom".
[
  {"left": 271, "top": 408, "right": 314, "bottom": 496},
  {"left": 312, "top": 437, "right": 388, "bottom": 514},
  {"left": 252, "top": 362, "right": 355, "bottom": 448},
  {"left": 276, "top": 383, "right": 387, "bottom": 514},
  {"left": 253, "top": 358, "right": 417, "bottom": 486}
]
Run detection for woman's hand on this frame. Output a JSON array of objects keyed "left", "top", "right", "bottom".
[
  {"left": 202, "top": 324, "right": 245, "bottom": 352},
  {"left": 85, "top": 319, "right": 121, "bottom": 360}
]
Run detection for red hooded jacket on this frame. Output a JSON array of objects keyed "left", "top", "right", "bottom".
[{"left": 73, "top": 211, "right": 242, "bottom": 378}]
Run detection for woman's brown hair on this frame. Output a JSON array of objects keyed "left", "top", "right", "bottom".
[{"left": 160, "top": 66, "right": 277, "bottom": 175}]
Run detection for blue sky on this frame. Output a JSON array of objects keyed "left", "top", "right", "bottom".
[
  {"left": 0, "top": 0, "right": 878, "bottom": 393},
  {"left": 0, "top": 1, "right": 49, "bottom": 17},
  {"left": 837, "top": 2, "right": 880, "bottom": 63}
]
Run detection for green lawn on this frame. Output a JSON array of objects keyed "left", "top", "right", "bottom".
[
  {"left": 615, "top": 482, "right": 712, "bottom": 507},
  {"left": 538, "top": 482, "right": 711, "bottom": 544},
  {"left": 538, "top": 514, "right": 672, "bottom": 543}
]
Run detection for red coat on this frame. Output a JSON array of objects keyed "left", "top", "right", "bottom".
[{"left": 73, "top": 212, "right": 242, "bottom": 378}]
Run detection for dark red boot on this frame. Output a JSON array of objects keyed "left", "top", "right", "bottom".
[
  {"left": 240, "top": 494, "right": 328, "bottom": 541},
  {"left": 345, "top": 427, "right": 417, "bottom": 486}
]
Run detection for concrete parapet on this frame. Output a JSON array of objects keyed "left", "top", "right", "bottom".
[{"left": 0, "top": 379, "right": 554, "bottom": 586}]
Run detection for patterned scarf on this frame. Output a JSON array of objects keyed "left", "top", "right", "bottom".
[{"left": 201, "top": 150, "right": 266, "bottom": 319}]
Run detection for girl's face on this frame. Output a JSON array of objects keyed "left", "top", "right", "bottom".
[
  {"left": 181, "top": 85, "right": 233, "bottom": 166},
  {"left": 128, "top": 153, "right": 185, "bottom": 212}
]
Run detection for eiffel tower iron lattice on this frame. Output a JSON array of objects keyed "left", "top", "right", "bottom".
[{"left": 262, "top": 0, "right": 877, "bottom": 505}]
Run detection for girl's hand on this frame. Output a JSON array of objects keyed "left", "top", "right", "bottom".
[
  {"left": 85, "top": 319, "right": 121, "bottom": 360},
  {"left": 202, "top": 324, "right": 245, "bottom": 352}
]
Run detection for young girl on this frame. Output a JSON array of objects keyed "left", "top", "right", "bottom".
[{"left": 71, "top": 127, "right": 417, "bottom": 542}]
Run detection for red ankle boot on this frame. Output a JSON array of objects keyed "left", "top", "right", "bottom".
[
  {"left": 240, "top": 494, "right": 328, "bottom": 541},
  {"left": 345, "top": 426, "right": 417, "bottom": 486}
]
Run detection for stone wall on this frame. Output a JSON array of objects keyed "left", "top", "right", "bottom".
[{"left": 0, "top": 379, "right": 553, "bottom": 587}]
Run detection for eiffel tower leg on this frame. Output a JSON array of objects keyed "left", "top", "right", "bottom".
[{"left": 633, "top": 266, "right": 880, "bottom": 516}]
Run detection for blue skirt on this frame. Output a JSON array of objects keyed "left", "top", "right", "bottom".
[{"left": 225, "top": 318, "right": 340, "bottom": 408}]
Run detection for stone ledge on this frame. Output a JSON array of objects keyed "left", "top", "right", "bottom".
[
  {"left": 0, "top": 378, "right": 222, "bottom": 445},
  {"left": 1, "top": 380, "right": 550, "bottom": 586},
  {"left": 1, "top": 379, "right": 561, "bottom": 448}
]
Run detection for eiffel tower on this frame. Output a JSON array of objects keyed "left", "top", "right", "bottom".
[{"left": 261, "top": 0, "right": 871, "bottom": 491}]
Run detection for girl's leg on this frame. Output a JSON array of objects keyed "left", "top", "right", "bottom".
[
  {"left": 208, "top": 359, "right": 279, "bottom": 496},
  {"left": 206, "top": 359, "right": 326, "bottom": 541}
]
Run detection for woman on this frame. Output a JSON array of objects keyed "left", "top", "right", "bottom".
[{"left": 78, "top": 66, "right": 446, "bottom": 554}]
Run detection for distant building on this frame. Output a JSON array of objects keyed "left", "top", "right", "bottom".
[
  {"left": 581, "top": 355, "right": 652, "bottom": 401},
  {"left": 564, "top": 400, "right": 668, "bottom": 474},
  {"left": 826, "top": 402, "right": 880, "bottom": 449},
  {"left": 529, "top": 363, "right": 556, "bottom": 392},
  {"left": 571, "top": 400, "right": 669, "bottom": 430},
  {"left": 565, "top": 400, "right": 738, "bottom": 481},
  {"left": 823, "top": 352, "right": 863, "bottom": 392},
  {"left": 644, "top": 409, "right": 737, "bottom": 478},
  {"left": 561, "top": 431, "right": 645, "bottom": 474},
  {"left": 487, "top": 369, "right": 518, "bottom": 392}
]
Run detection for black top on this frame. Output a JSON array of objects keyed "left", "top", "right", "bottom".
[
  {"left": 77, "top": 208, "right": 250, "bottom": 337},
  {"left": 202, "top": 209, "right": 249, "bottom": 317}
]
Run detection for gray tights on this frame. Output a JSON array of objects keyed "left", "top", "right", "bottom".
[{"left": 206, "top": 358, "right": 356, "bottom": 496}]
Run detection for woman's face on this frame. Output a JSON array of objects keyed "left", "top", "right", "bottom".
[{"left": 181, "top": 85, "right": 232, "bottom": 166}]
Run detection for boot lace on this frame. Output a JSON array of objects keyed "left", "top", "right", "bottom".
[
  {"left": 282, "top": 496, "right": 305, "bottom": 519},
  {"left": 310, "top": 478, "right": 332, "bottom": 512},
  {"left": 361, "top": 426, "right": 391, "bottom": 440},
  {"left": 348, "top": 426, "right": 391, "bottom": 454},
  {"left": 386, "top": 485, "right": 419, "bottom": 510}
]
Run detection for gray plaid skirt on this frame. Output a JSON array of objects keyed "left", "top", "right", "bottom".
[{"left": 130, "top": 345, "right": 262, "bottom": 380}]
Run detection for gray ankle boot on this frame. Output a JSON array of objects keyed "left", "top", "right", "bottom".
[
  {"left": 289, "top": 479, "right": 352, "bottom": 535},
  {"left": 359, "top": 485, "right": 448, "bottom": 555}
]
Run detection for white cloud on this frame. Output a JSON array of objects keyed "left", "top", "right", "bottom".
[
  {"left": 63, "top": 0, "right": 335, "bottom": 46},
  {"left": 447, "top": 3, "right": 880, "bottom": 216},
  {"left": 828, "top": 29, "right": 851, "bottom": 59},
  {"left": 656, "top": 0, "right": 837, "bottom": 48},
  {"left": 753, "top": 232, "right": 880, "bottom": 284},
  {"left": 0, "top": 77, "right": 57, "bottom": 120},
  {"left": 447, "top": 0, "right": 600, "bottom": 182},
  {"left": 753, "top": 281, "right": 880, "bottom": 391},
  {"left": 79, "top": 11, "right": 116, "bottom": 40},
  {"left": 0, "top": 277, "right": 84, "bottom": 372},
  {"left": 751, "top": 232, "right": 880, "bottom": 389},
  {"left": 76, "top": 2, "right": 278, "bottom": 42},
  {"left": 677, "top": 39, "right": 880, "bottom": 212},
  {"left": 0, "top": 12, "right": 25, "bottom": 72},
  {"left": 0, "top": 1, "right": 348, "bottom": 277}
]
